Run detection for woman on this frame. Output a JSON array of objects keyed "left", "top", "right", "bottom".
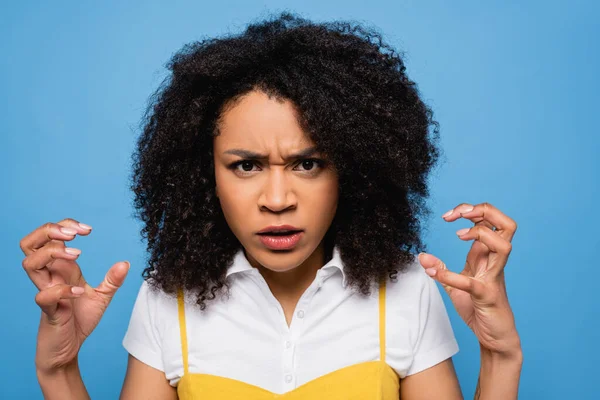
[{"left": 21, "top": 12, "right": 522, "bottom": 399}]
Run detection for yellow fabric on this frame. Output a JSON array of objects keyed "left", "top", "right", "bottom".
[{"left": 176, "top": 279, "right": 400, "bottom": 399}]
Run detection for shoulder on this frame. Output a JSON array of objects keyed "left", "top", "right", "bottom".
[
  {"left": 125, "top": 279, "right": 181, "bottom": 341},
  {"left": 383, "top": 253, "right": 444, "bottom": 347},
  {"left": 384, "top": 254, "right": 459, "bottom": 377},
  {"left": 385, "top": 253, "right": 430, "bottom": 301},
  {"left": 136, "top": 279, "right": 179, "bottom": 310}
]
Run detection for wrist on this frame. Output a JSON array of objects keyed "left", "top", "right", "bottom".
[
  {"left": 480, "top": 331, "right": 523, "bottom": 363},
  {"left": 37, "top": 359, "right": 90, "bottom": 400},
  {"left": 477, "top": 342, "right": 523, "bottom": 400},
  {"left": 36, "top": 358, "right": 80, "bottom": 381},
  {"left": 482, "top": 347, "right": 523, "bottom": 366},
  {"left": 480, "top": 345, "right": 523, "bottom": 374}
]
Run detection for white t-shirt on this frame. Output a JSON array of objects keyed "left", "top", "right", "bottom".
[{"left": 122, "top": 246, "right": 459, "bottom": 393}]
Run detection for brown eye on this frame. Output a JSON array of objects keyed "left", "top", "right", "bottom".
[
  {"left": 241, "top": 161, "right": 254, "bottom": 171},
  {"left": 293, "top": 158, "right": 326, "bottom": 174},
  {"left": 302, "top": 160, "right": 314, "bottom": 171},
  {"left": 228, "top": 160, "right": 259, "bottom": 174}
]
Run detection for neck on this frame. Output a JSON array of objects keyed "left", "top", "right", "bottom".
[{"left": 256, "top": 242, "right": 333, "bottom": 303}]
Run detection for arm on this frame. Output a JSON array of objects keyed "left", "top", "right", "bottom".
[
  {"left": 19, "top": 219, "right": 129, "bottom": 400},
  {"left": 36, "top": 354, "right": 177, "bottom": 400},
  {"left": 120, "top": 354, "right": 177, "bottom": 400},
  {"left": 418, "top": 202, "right": 523, "bottom": 400},
  {"left": 400, "top": 358, "right": 463, "bottom": 400},
  {"left": 37, "top": 359, "right": 90, "bottom": 400},
  {"left": 400, "top": 347, "right": 522, "bottom": 400},
  {"left": 475, "top": 345, "right": 523, "bottom": 400}
]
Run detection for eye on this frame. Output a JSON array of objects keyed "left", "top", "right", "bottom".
[
  {"left": 293, "top": 158, "right": 326, "bottom": 173},
  {"left": 300, "top": 160, "right": 316, "bottom": 170},
  {"left": 239, "top": 161, "right": 255, "bottom": 172},
  {"left": 229, "top": 160, "right": 260, "bottom": 174}
]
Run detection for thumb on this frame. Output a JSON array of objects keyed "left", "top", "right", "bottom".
[
  {"left": 95, "top": 261, "right": 130, "bottom": 301},
  {"left": 417, "top": 252, "right": 442, "bottom": 270},
  {"left": 418, "top": 253, "right": 485, "bottom": 299}
]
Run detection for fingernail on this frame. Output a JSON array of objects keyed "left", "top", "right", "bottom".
[
  {"left": 442, "top": 209, "right": 453, "bottom": 218},
  {"left": 71, "top": 286, "right": 85, "bottom": 295},
  {"left": 65, "top": 247, "right": 81, "bottom": 255},
  {"left": 60, "top": 227, "right": 77, "bottom": 235},
  {"left": 78, "top": 223, "right": 92, "bottom": 230},
  {"left": 425, "top": 268, "right": 437, "bottom": 277},
  {"left": 456, "top": 228, "right": 470, "bottom": 236}
]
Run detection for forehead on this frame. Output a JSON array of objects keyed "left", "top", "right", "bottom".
[{"left": 214, "top": 90, "right": 314, "bottom": 153}]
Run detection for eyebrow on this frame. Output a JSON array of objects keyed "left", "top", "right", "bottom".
[{"left": 223, "top": 146, "right": 319, "bottom": 160}]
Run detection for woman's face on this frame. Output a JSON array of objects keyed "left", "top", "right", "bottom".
[{"left": 213, "top": 90, "right": 339, "bottom": 272}]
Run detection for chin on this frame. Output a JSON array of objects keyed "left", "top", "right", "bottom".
[{"left": 245, "top": 241, "right": 315, "bottom": 271}]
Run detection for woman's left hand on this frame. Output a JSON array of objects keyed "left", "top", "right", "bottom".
[{"left": 418, "top": 202, "right": 521, "bottom": 357}]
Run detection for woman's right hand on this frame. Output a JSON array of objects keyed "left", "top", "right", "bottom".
[{"left": 20, "top": 218, "right": 130, "bottom": 375}]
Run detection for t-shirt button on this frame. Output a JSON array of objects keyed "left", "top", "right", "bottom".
[
  {"left": 285, "top": 374, "right": 293, "bottom": 383},
  {"left": 285, "top": 340, "right": 292, "bottom": 349},
  {"left": 297, "top": 310, "right": 305, "bottom": 318}
]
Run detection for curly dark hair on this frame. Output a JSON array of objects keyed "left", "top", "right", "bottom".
[{"left": 130, "top": 11, "right": 441, "bottom": 310}]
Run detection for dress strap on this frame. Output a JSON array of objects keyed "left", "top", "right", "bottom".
[
  {"left": 177, "top": 289, "right": 189, "bottom": 375},
  {"left": 378, "top": 277, "right": 386, "bottom": 363}
]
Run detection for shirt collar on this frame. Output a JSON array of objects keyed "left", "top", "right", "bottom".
[
  {"left": 225, "top": 245, "right": 347, "bottom": 287},
  {"left": 319, "top": 245, "right": 347, "bottom": 287},
  {"left": 225, "top": 249, "right": 256, "bottom": 278}
]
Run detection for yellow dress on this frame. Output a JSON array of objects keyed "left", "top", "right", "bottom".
[{"left": 176, "top": 279, "right": 400, "bottom": 399}]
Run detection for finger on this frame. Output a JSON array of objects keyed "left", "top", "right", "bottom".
[
  {"left": 462, "top": 239, "right": 491, "bottom": 277},
  {"left": 418, "top": 253, "right": 486, "bottom": 299},
  {"left": 418, "top": 252, "right": 458, "bottom": 295},
  {"left": 460, "top": 203, "right": 517, "bottom": 241},
  {"left": 56, "top": 218, "right": 93, "bottom": 237},
  {"left": 456, "top": 225, "right": 512, "bottom": 267},
  {"left": 447, "top": 203, "right": 518, "bottom": 241},
  {"left": 22, "top": 243, "right": 84, "bottom": 289},
  {"left": 441, "top": 203, "right": 475, "bottom": 221},
  {"left": 35, "top": 283, "right": 85, "bottom": 320},
  {"left": 94, "top": 261, "right": 131, "bottom": 303},
  {"left": 443, "top": 203, "right": 495, "bottom": 239},
  {"left": 475, "top": 219, "right": 495, "bottom": 231},
  {"left": 19, "top": 219, "right": 92, "bottom": 257}
]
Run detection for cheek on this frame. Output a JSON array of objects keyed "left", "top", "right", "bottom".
[
  {"left": 214, "top": 169, "right": 246, "bottom": 224},
  {"left": 306, "top": 177, "right": 339, "bottom": 215},
  {"left": 217, "top": 186, "right": 249, "bottom": 221},
  {"left": 217, "top": 192, "right": 249, "bottom": 242}
]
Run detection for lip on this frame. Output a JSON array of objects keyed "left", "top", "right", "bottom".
[
  {"left": 257, "top": 231, "right": 303, "bottom": 250},
  {"left": 257, "top": 225, "right": 302, "bottom": 234}
]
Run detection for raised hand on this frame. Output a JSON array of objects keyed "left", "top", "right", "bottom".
[
  {"left": 20, "top": 219, "right": 130, "bottom": 374},
  {"left": 418, "top": 203, "right": 521, "bottom": 356}
]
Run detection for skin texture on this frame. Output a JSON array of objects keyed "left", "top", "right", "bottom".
[
  {"left": 20, "top": 11, "right": 522, "bottom": 400},
  {"left": 213, "top": 90, "right": 339, "bottom": 324}
]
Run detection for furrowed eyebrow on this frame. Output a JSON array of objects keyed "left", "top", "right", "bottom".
[{"left": 223, "top": 147, "right": 319, "bottom": 160}]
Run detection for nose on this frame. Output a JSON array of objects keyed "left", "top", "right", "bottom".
[{"left": 257, "top": 168, "right": 297, "bottom": 213}]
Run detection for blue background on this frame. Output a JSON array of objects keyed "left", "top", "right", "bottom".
[{"left": 1, "top": 1, "right": 598, "bottom": 398}]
